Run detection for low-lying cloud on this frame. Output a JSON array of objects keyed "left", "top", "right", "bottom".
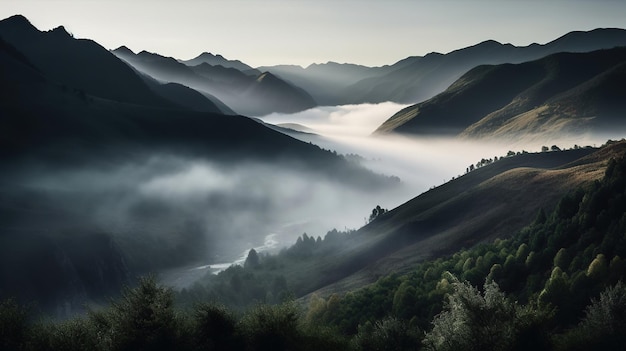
[
  {"left": 4, "top": 102, "right": 622, "bottom": 298},
  {"left": 261, "top": 103, "right": 620, "bottom": 203}
]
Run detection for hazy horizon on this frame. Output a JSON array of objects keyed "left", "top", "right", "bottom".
[{"left": 2, "top": 0, "right": 625, "bottom": 67}]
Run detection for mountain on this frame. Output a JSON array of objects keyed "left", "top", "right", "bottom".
[
  {"left": 126, "top": 62, "right": 229, "bottom": 114},
  {"left": 375, "top": 48, "right": 626, "bottom": 138},
  {"left": 187, "top": 140, "right": 626, "bottom": 307},
  {"left": 307, "top": 145, "right": 616, "bottom": 295},
  {"left": 258, "top": 62, "right": 389, "bottom": 105},
  {"left": 0, "top": 15, "right": 173, "bottom": 108},
  {"left": 242, "top": 72, "right": 318, "bottom": 115},
  {"left": 114, "top": 48, "right": 316, "bottom": 116},
  {"left": 180, "top": 52, "right": 256, "bottom": 73},
  {"left": 342, "top": 28, "right": 626, "bottom": 105},
  {"left": 0, "top": 15, "right": 394, "bottom": 315},
  {"left": 257, "top": 29, "right": 626, "bottom": 107}
]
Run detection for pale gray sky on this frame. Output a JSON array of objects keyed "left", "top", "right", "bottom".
[{"left": 2, "top": 0, "right": 625, "bottom": 67}]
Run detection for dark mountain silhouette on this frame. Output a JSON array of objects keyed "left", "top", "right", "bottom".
[
  {"left": 0, "top": 15, "right": 174, "bottom": 108},
  {"left": 0, "top": 28, "right": 388, "bottom": 184},
  {"left": 128, "top": 62, "right": 230, "bottom": 114},
  {"left": 0, "top": 15, "right": 395, "bottom": 316},
  {"left": 342, "top": 28, "right": 626, "bottom": 105},
  {"left": 149, "top": 82, "right": 223, "bottom": 113},
  {"left": 114, "top": 48, "right": 316, "bottom": 116},
  {"left": 375, "top": 48, "right": 626, "bottom": 138},
  {"left": 180, "top": 52, "right": 256, "bottom": 73}
]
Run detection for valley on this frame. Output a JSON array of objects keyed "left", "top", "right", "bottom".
[{"left": 1, "top": 6, "right": 626, "bottom": 350}]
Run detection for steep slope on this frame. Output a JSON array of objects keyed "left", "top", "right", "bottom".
[
  {"left": 132, "top": 66, "right": 226, "bottom": 114},
  {"left": 375, "top": 48, "right": 626, "bottom": 138},
  {"left": 192, "top": 142, "right": 626, "bottom": 306},
  {"left": 0, "top": 15, "right": 172, "bottom": 108},
  {"left": 0, "top": 40, "right": 384, "bottom": 183},
  {"left": 243, "top": 72, "right": 317, "bottom": 115},
  {"left": 305, "top": 142, "right": 625, "bottom": 297},
  {"left": 343, "top": 28, "right": 626, "bottom": 104},
  {"left": 114, "top": 48, "right": 316, "bottom": 116},
  {"left": 0, "top": 28, "right": 393, "bottom": 316}
]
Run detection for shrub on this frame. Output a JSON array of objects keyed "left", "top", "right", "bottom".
[
  {"left": 423, "top": 277, "right": 550, "bottom": 351},
  {"left": 352, "top": 317, "right": 421, "bottom": 351},
  {"left": 193, "top": 302, "right": 240, "bottom": 350},
  {"left": 89, "top": 276, "right": 180, "bottom": 351},
  {"left": 237, "top": 302, "right": 301, "bottom": 351},
  {"left": 0, "top": 298, "right": 30, "bottom": 351},
  {"left": 556, "top": 281, "right": 626, "bottom": 350}
]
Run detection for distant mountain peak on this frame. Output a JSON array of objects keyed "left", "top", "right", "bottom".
[
  {"left": 2, "top": 14, "right": 32, "bottom": 26},
  {"left": 196, "top": 52, "right": 215, "bottom": 58},
  {"left": 50, "top": 25, "right": 71, "bottom": 37},
  {"left": 181, "top": 52, "right": 253, "bottom": 72},
  {"left": 0, "top": 14, "right": 38, "bottom": 33},
  {"left": 114, "top": 45, "right": 135, "bottom": 56}
]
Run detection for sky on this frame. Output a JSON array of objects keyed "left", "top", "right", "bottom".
[{"left": 1, "top": 0, "right": 625, "bottom": 67}]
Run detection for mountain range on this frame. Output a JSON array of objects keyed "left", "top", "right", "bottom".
[
  {"left": 0, "top": 14, "right": 394, "bottom": 314},
  {"left": 180, "top": 51, "right": 258, "bottom": 74},
  {"left": 2, "top": 12, "right": 626, "bottom": 322},
  {"left": 375, "top": 47, "right": 626, "bottom": 138},
  {"left": 113, "top": 46, "right": 316, "bottom": 116},
  {"left": 258, "top": 28, "right": 626, "bottom": 107}
]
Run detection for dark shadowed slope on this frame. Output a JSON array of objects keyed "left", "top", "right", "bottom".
[
  {"left": 129, "top": 67, "right": 226, "bottom": 114},
  {"left": 0, "top": 15, "right": 174, "bottom": 108},
  {"left": 0, "top": 38, "right": 384, "bottom": 184},
  {"left": 114, "top": 48, "right": 316, "bottom": 116},
  {"left": 0, "top": 29, "right": 397, "bottom": 316},
  {"left": 375, "top": 48, "right": 626, "bottom": 138}
]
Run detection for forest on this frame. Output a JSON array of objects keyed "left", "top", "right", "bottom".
[{"left": 2, "top": 149, "right": 626, "bottom": 350}]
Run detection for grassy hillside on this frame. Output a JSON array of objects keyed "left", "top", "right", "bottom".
[
  {"left": 307, "top": 139, "right": 626, "bottom": 345},
  {"left": 6, "top": 141, "right": 622, "bottom": 350},
  {"left": 177, "top": 142, "right": 624, "bottom": 315},
  {"left": 376, "top": 48, "right": 626, "bottom": 138}
]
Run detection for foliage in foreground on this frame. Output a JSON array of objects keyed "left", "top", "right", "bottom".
[
  {"left": 5, "top": 151, "right": 626, "bottom": 350},
  {"left": 1, "top": 276, "right": 350, "bottom": 351},
  {"left": 307, "top": 154, "right": 626, "bottom": 335},
  {"left": 5, "top": 276, "right": 626, "bottom": 350},
  {"left": 423, "top": 277, "right": 551, "bottom": 351}
]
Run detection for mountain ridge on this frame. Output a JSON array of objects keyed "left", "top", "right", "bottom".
[
  {"left": 375, "top": 47, "right": 626, "bottom": 138},
  {"left": 181, "top": 51, "right": 255, "bottom": 72},
  {"left": 114, "top": 47, "right": 316, "bottom": 116},
  {"left": 0, "top": 15, "right": 177, "bottom": 109},
  {"left": 341, "top": 28, "right": 626, "bottom": 105}
]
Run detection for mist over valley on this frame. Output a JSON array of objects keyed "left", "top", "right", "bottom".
[{"left": 2, "top": 7, "right": 626, "bottom": 349}]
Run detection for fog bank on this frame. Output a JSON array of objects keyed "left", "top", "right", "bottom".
[{"left": 261, "top": 103, "right": 621, "bottom": 206}]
